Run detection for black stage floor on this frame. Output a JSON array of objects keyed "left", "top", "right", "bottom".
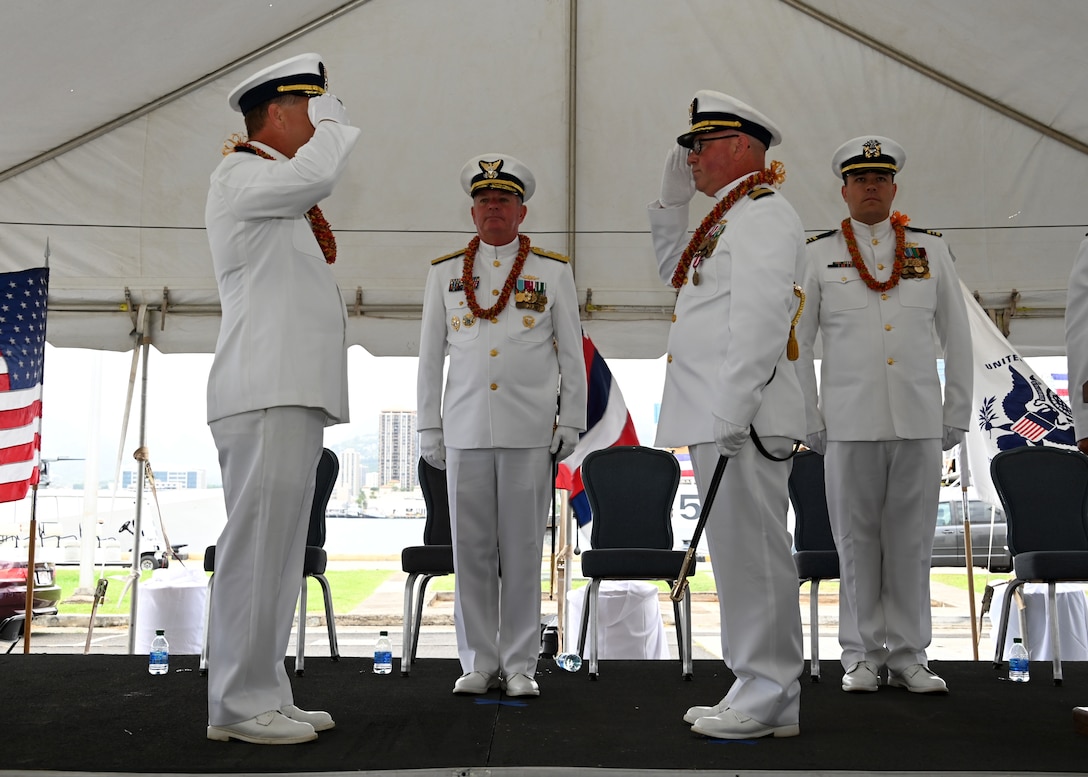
[{"left": 2, "top": 654, "right": 1087, "bottom": 775}]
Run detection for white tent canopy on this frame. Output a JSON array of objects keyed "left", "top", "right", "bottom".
[{"left": 3, "top": 0, "right": 1086, "bottom": 358}]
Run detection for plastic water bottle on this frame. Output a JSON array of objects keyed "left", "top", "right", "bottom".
[
  {"left": 149, "top": 629, "right": 169, "bottom": 675},
  {"left": 1009, "top": 637, "right": 1030, "bottom": 682},
  {"left": 373, "top": 630, "right": 393, "bottom": 675},
  {"left": 554, "top": 652, "right": 582, "bottom": 672}
]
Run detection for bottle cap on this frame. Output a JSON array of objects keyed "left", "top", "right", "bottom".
[
  {"left": 155, "top": 629, "right": 164, "bottom": 635},
  {"left": 1013, "top": 637, "right": 1022, "bottom": 643},
  {"left": 380, "top": 630, "right": 388, "bottom": 636}
]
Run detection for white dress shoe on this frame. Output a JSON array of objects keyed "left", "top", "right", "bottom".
[
  {"left": 841, "top": 660, "right": 880, "bottom": 693},
  {"left": 281, "top": 704, "right": 335, "bottom": 732},
  {"left": 207, "top": 710, "right": 317, "bottom": 745},
  {"left": 453, "top": 671, "right": 500, "bottom": 695},
  {"left": 888, "top": 664, "right": 948, "bottom": 694},
  {"left": 683, "top": 698, "right": 727, "bottom": 725},
  {"left": 691, "top": 708, "right": 800, "bottom": 740},
  {"left": 502, "top": 673, "right": 540, "bottom": 697}
]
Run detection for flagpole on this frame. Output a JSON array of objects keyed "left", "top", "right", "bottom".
[
  {"left": 22, "top": 486, "right": 38, "bottom": 653},
  {"left": 958, "top": 439, "right": 980, "bottom": 660},
  {"left": 22, "top": 239, "right": 51, "bottom": 653}
]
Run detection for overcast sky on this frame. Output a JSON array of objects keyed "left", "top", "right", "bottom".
[{"left": 39, "top": 345, "right": 668, "bottom": 488}]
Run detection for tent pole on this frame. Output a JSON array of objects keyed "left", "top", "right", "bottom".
[
  {"left": 958, "top": 441, "right": 980, "bottom": 660},
  {"left": 125, "top": 319, "right": 151, "bottom": 654}
]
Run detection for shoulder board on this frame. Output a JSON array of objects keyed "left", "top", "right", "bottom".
[
  {"left": 530, "top": 246, "right": 570, "bottom": 263},
  {"left": 805, "top": 229, "right": 839, "bottom": 245},
  {"left": 747, "top": 186, "right": 775, "bottom": 201},
  {"left": 906, "top": 226, "right": 943, "bottom": 238},
  {"left": 431, "top": 249, "right": 466, "bottom": 265}
]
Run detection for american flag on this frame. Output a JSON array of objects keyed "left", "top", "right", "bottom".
[{"left": 0, "top": 268, "right": 48, "bottom": 503}]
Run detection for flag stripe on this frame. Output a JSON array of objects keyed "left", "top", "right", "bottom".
[
  {"left": 556, "top": 331, "right": 640, "bottom": 526},
  {"left": 0, "top": 266, "right": 48, "bottom": 504}
]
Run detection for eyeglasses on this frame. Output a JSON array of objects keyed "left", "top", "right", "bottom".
[{"left": 691, "top": 134, "right": 741, "bottom": 155}]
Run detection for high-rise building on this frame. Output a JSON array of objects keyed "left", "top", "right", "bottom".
[
  {"left": 335, "top": 447, "right": 362, "bottom": 508},
  {"left": 378, "top": 410, "right": 418, "bottom": 489}
]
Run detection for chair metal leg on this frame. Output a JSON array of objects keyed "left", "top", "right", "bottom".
[
  {"left": 587, "top": 579, "right": 602, "bottom": 679},
  {"left": 401, "top": 572, "right": 420, "bottom": 675},
  {"left": 576, "top": 583, "right": 592, "bottom": 660},
  {"left": 295, "top": 579, "right": 308, "bottom": 676},
  {"left": 809, "top": 579, "right": 821, "bottom": 682},
  {"left": 410, "top": 575, "right": 434, "bottom": 663},
  {"left": 993, "top": 579, "right": 1025, "bottom": 668},
  {"left": 314, "top": 573, "right": 338, "bottom": 661},
  {"left": 199, "top": 573, "right": 214, "bottom": 675},
  {"left": 1047, "top": 582, "right": 1063, "bottom": 685}
]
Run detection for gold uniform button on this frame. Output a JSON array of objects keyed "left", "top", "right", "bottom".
[
  {"left": 491, "top": 289, "right": 499, "bottom": 296},
  {"left": 872, "top": 238, "right": 879, "bottom": 246},
  {"left": 881, "top": 293, "right": 889, "bottom": 301},
  {"left": 671, "top": 314, "right": 677, "bottom": 323},
  {"left": 884, "top": 324, "right": 893, "bottom": 331},
  {"left": 887, "top": 358, "right": 895, "bottom": 365},
  {"left": 489, "top": 349, "right": 498, "bottom": 357},
  {"left": 490, "top": 383, "right": 498, "bottom": 391},
  {"left": 493, "top": 260, "right": 501, "bottom": 267},
  {"left": 667, "top": 354, "right": 673, "bottom": 363},
  {"left": 877, "top": 264, "right": 885, "bottom": 270},
  {"left": 841, "top": 276, "right": 848, "bottom": 283}
]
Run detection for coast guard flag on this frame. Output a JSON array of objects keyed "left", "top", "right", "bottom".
[
  {"left": 961, "top": 279, "right": 1075, "bottom": 506},
  {"left": 556, "top": 331, "right": 639, "bottom": 526},
  {"left": 0, "top": 267, "right": 48, "bottom": 503}
]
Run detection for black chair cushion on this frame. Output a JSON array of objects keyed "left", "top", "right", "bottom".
[
  {"left": 1013, "top": 550, "right": 1088, "bottom": 581},
  {"left": 401, "top": 545, "right": 454, "bottom": 574},
  {"left": 303, "top": 546, "right": 327, "bottom": 576},
  {"left": 581, "top": 548, "right": 694, "bottom": 580},
  {"left": 794, "top": 550, "right": 839, "bottom": 581},
  {"left": 204, "top": 545, "right": 215, "bottom": 572}
]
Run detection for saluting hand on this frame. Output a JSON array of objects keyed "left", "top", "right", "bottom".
[{"left": 659, "top": 145, "right": 697, "bottom": 208}]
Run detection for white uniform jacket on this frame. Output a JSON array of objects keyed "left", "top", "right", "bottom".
[
  {"left": 796, "top": 219, "right": 972, "bottom": 441},
  {"left": 647, "top": 181, "right": 807, "bottom": 447},
  {"left": 205, "top": 122, "right": 361, "bottom": 424},
  {"left": 1066, "top": 236, "right": 1088, "bottom": 440},
  {"left": 417, "top": 237, "right": 587, "bottom": 448}
]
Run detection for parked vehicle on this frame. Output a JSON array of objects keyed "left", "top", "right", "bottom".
[
  {"left": 0, "top": 554, "right": 62, "bottom": 622},
  {"left": 932, "top": 488, "right": 1011, "bottom": 572}
]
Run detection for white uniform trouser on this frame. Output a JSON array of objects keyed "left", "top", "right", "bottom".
[
  {"left": 824, "top": 438, "right": 941, "bottom": 673},
  {"left": 690, "top": 440, "right": 802, "bottom": 727},
  {"left": 207, "top": 407, "right": 324, "bottom": 726},
  {"left": 447, "top": 447, "right": 550, "bottom": 677}
]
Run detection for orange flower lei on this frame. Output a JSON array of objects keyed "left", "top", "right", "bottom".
[
  {"left": 231, "top": 140, "right": 337, "bottom": 264},
  {"left": 670, "top": 161, "right": 786, "bottom": 289},
  {"left": 461, "top": 234, "right": 531, "bottom": 321},
  {"left": 841, "top": 210, "right": 910, "bottom": 293}
]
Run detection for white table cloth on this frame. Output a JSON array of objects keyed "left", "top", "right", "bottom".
[
  {"left": 988, "top": 581, "right": 1088, "bottom": 661},
  {"left": 134, "top": 567, "right": 208, "bottom": 654},
  {"left": 565, "top": 580, "right": 669, "bottom": 660}
]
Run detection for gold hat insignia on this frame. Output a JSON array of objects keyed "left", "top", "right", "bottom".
[
  {"left": 479, "top": 159, "right": 503, "bottom": 180},
  {"left": 863, "top": 139, "right": 882, "bottom": 158}
]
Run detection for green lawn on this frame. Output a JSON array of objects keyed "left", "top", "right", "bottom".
[
  {"left": 52, "top": 566, "right": 1004, "bottom": 621},
  {"left": 54, "top": 569, "right": 393, "bottom": 618}
]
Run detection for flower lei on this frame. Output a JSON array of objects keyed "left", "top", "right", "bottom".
[
  {"left": 841, "top": 210, "right": 910, "bottom": 293},
  {"left": 229, "top": 139, "right": 337, "bottom": 264},
  {"left": 461, "top": 234, "right": 531, "bottom": 321},
  {"left": 670, "top": 161, "right": 786, "bottom": 289}
]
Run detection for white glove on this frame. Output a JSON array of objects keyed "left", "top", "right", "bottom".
[
  {"left": 420, "top": 429, "right": 446, "bottom": 470},
  {"left": 941, "top": 425, "right": 965, "bottom": 452},
  {"left": 549, "top": 425, "right": 580, "bottom": 462},
  {"left": 806, "top": 431, "right": 827, "bottom": 456},
  {"left": 659, "top": 144, "right": 697, "bottom": 207},
  {"left": 713, "top": 417, "right": 750, "bottom": 459},
  {"left": 307, "top": 93, "right": 350, "bottom": 126}
]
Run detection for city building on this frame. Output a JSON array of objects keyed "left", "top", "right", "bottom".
[
  {"left": 378, "top": 410, "right": 417, "bottom": 490},
  {"left": 122, "top": 469, "right": 206, "bottom": 490}
]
